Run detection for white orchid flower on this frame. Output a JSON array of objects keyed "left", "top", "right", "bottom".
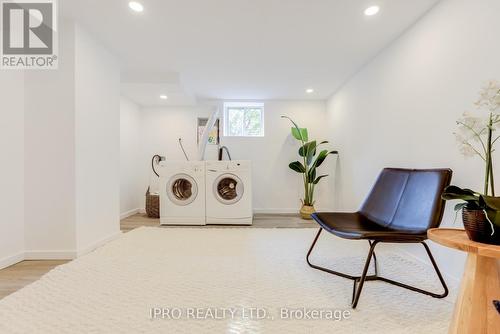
[
  {"left": 475, "top": 80, "right": 500, "bottom": 112},
  {"left": 458, "top": 143, "right": 477, "bottom": 158}
]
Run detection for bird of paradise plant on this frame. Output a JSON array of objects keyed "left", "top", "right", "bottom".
[{"left": 282, "top": 116, "right": 338, "bottom": 219}]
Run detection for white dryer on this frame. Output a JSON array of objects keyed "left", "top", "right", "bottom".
[
  {"left": 158, "top": 161, "right": 206, "bottom": 225},
  {"left": 205, "top": 160, "right": 252, "bottom": 225}
]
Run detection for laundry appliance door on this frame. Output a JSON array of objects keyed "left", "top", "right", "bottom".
[
  {"left": 167, "top": 173, "right": 198, "bottom": 206},
  {"left": 213, "top": 173, "right": 244, "bottom": 205}
]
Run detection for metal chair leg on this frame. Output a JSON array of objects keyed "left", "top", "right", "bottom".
[
  {"left": 368, "top": 240, "right": 378, "bottom": 276},
  {"left": 306, "top": 228, "right": 359, "bottom": 280},
  {"left": 365, "top": 242, "right": 449, "bottom": 299},
  {"left": 352, "top": 241, "right": 379, "bottom": 308},
  {"left": 420, "top": 241, "right": 449, "bottom": 298},
  {"left": 306, "top": 228, "right": 323, "bottom": 266},
  {"left": 306, "top": 229, "right": 448, "bottom": 308}
]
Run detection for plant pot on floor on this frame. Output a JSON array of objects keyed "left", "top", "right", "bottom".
[
  {"left": 462, "top": 207, "right": 500, "bottom": 245},
  {"left": 300, "top": 205, "right": 315, "bottom": 220}
]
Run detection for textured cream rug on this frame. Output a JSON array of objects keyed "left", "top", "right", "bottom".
[{"left": 0, "top": 227, "right": 454, "bottom": 333}]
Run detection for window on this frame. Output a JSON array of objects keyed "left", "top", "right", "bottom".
[{"left": 223, "top": 102, "right": 264, "bottom": 137}]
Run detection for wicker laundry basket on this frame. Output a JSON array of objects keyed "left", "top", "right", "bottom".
[{"left": 145, "top": 187, "right": 160, "bottom": 218}]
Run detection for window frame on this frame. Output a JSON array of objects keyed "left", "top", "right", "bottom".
[{"left": 223, "top": 102, "right": 265, "bottom": 137}]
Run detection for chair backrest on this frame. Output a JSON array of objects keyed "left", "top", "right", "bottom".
[{"left": 359, "top": 168, "right": 452, "bottom": 233}]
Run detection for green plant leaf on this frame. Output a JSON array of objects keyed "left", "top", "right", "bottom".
[
  {"left": 441, "top": 185, "right": 479, "bottom": 202},
  {"left": 454, "top": 202, "right": 467, "bottom": 211},
  {"left": 281, "top": 115, "right": 308, "bottom": 142},
  {"left": 298, "top": 141, "right": 314, "bottom": 157},
  {"left": 306, "top": 140, "right": 317, "bottom": 165},
  {"left": 307, "top": 168, "right": 317, "bottom": 183},
  {"left": 298, "top": 144, "right": 306, "bottom": 157},
  {"left": 479, "top": 195, "right": 500, "bottom": 210},
  {"left": 291, "top": 127, "right": 308, "bottom": 142},
  {"left": 289, "top": 161, "right": 305, "bottom": 173},
  {"left": 299, "top": 140, "right": 328, "bottom": 159},
  {"left": 313, "top": 174, "right": 329, "bottom": 184},
  {"left": 311, "top": 150, "right": 337, "bottom": 170}
]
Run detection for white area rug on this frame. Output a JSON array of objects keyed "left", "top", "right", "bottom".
[{"left": 0, "top": 227, "right": 454, "bottom": 333}]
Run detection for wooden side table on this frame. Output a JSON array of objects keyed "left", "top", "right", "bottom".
[{"left": 428, "top": 228, "right": 500, "bottom": 334}]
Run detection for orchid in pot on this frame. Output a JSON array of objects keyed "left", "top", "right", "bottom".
[
  {"left": 282, "top": 116, "right": 338, "bottom": 219},
  {"left": 442, "top": 80, "right": 500, "bottom": 244}
]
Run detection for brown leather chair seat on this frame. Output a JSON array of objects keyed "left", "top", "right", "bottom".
[{"left": 313, "top": 212, "right": 427, "bottom": 241}]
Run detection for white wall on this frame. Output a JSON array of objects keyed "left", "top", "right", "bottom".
[
  {"left": 0, "top": 20, "right": 121, "bottom": 265},
  {"left": 136, "top": 105, "right": 213, "bottom": 211},
  {"left": 120, "top": 97, "right": 142, "bottom": 218},
  {"left": 326, "top": 0, "right": 500, "bottom": 280},
  {"left": 220, "top": 100, "right": 334, "bottom": 213},
  {"left": 24, "top": 20, "right": 77, "bottom": 258},
  {"left": 135, "top": 100, "right": 334, "bottom": 213},
  {"left": 74, "top": 25, "right": 121, "bottom": 255},
  {"left": 22, "top": 21, "right": 121, "bottom": 259},
  {"left": 0, "top": 73, "right": 25, "bottom": 268}
]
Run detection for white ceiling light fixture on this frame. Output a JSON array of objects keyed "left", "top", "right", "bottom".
[
  {"left": 364, "top": 5, "right": 380, "bottom": 16},
  {"left": 128, "top": 1, "right": 144, "bottom": 13},
  {"left": 306, "top": 88, "right": 314, "bottom": 94},
  {"left": 160, "top": 94, "right": 168, "bottom": 100}
]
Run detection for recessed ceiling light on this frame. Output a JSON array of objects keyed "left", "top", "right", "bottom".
[
  {"left": 160, "top": 95, "right": 168, "bottom": 100},
  {"left": 306, "top": 88, "right": 314, "bottom": 94},
  {"left": 129, "top": 1, "right": 144, "bottom": 12},
  {"left": 364, "top": 6, "right": 380, "bottom": 16}
]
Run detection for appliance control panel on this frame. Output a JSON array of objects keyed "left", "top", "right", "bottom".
[{"left": 206, "top": 160, "right": 250, "bottom": 171}]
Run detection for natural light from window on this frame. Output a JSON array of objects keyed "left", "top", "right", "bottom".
[{"left": 223, "top": 102, "right": 264, "bottom": 137}]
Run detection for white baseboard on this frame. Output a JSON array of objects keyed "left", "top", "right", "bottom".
[
  {"left": 137, "top": 207, "right": 325, "bottom": 216},
  {"left": 24, "top": 250, "right": 77, "bottom": 260},
  {"left": 0, "top": 252, "right": 25, "bottom": 270},
  {"left": 253, "top": 208, "right": 298, "bottom": 214},
  {"left": 253, "top": 208, "right": 333, "bottom": 214},
  {"left": 120, "top": 208, "right": 140, "bottom": 220},
  {"left": 77, "top": 231, "right": 122, "bottom": 257},
  {"left": 3, "top": 232, "right": 123, "bottom": 265}
]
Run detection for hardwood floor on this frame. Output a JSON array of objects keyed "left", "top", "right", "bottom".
[
  {"left": 121, "top": 212, "right": 316, "bottom": 232},
  {"left": 0, "top": 213, "right": 317, "bottom": 299},
  {"left": 0, "top": 260, "right": 69, "bottom": 299}
]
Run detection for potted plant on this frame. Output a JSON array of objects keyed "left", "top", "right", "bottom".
[
  {"left": 282, "top": 116, "right": 338, "bottom": 219},
  {"left": 442, "top": 80, "right": 500, "bottom": 245}
]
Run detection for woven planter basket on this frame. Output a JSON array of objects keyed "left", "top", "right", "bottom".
[
  {"left": 462, "top": 207, "right": 500, "bottom": 245},
  {"left": 145, "top": 187, "right": 160, "bottom": 218}
]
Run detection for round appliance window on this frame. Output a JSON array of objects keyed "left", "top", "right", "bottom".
[
  {"left": 167, "top": 173, "right": 198, "bottom": 206},
  {"left": 213, "top": 174, "right": 244, "bottom": 205}
]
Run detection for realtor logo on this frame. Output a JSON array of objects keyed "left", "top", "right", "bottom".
[{"left": 1, "top": 0, "right": 58, "bottom": 69}]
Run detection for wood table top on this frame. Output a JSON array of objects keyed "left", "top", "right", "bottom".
[{"left": 428, "top": 228, "right": 500, "bottom": 259}]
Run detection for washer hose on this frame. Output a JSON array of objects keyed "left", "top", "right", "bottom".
[{"left": 151, "top": 155, "right": 164, "bottom": 177}]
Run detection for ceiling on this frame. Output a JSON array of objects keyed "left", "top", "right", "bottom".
[{"left": 61, "top": 0, "right": 440, "bottom": 106}]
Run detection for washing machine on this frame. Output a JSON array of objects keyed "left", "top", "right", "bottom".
[
  {"left": 158, "top": 161, "right": 206, "bottom": 225},
  {"left": 205, "top": 160, "right": 253, "bottom": 225}
]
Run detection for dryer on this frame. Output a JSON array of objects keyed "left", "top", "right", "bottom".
[
  {"left": 158, "top": 161, "right": 206, "bottom": 225},
  {"left": 205, "top": 160, "right": 252, "bottom": 225}
]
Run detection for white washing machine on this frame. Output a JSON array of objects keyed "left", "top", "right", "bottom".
[
  {"left": 205, "top": 160, "right": 253, "bottom": 225},
  {"left": 158, "top": 161, "right": 206, "bottom": 225}
]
